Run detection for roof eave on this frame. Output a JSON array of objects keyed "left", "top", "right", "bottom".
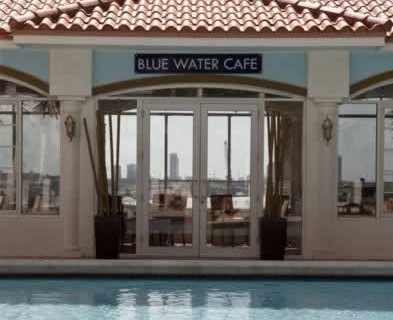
[
  {"left": 0, "top": 32, "right": 18, "bottom": 48},
  {"left": 12, "top": 32, "right": 387, "bottom": 48}
]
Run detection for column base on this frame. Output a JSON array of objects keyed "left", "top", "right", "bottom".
[
  {"left": 63, "top": 246, "right": 82, "bottom": 258},
  {"left": 312, "top": 248, "right": 337, "bottom": 260}
]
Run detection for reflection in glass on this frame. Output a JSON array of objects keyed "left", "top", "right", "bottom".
[
  {"left": 384, "top": 107, "right": 393, "bottom": 214},
  {"left": 22, "top": 101, "right": 60, "bottom": 215},
  {"left": 149, "top": 111, "right": 194, "bottom": 247},
  {"left": 0, "top": 105, "right": 15, "bottom": 125},
  {"left": 263, "top": 102, "right": 303, "bottom": 255},
  {"left": 207, "top": 111, "right": 251, "bottom": 247},
  {"left": 102, "top": 101, "right": 138, "bottom": 253},
  {"left": 337, "top": 104, "right": 376, "bottom": 216},
  {"left": 0, "top": 105, "right": 16, "bottom": 211},
  {"left": 0, "top": 126, "right": 13, "bottom": 146}
]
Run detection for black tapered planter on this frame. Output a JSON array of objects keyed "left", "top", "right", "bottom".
[
  {"left": 95, "top": 215, "right": 121, "bottom": 259},
  {"left": 260, "top": 216, "right": 287, "bottom": 260}
]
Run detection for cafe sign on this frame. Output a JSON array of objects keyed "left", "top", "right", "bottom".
[{"left": 135, "top": 54, "right": 262, "bottom": 74}]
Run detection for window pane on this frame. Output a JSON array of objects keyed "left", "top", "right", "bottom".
[
  {"left": 206, "top": 111, "right": 252, "bottom": 248},
  {"left": 0, "top": 126, "right": 14, "bottom": 146},
  {"left": 337, "top": 104, "right": 376, "bottom": 216},
  {"left": 0, "top": 104, "right": 16, "bottom": 212},
  {"left": 150, "top": 115, "right": 165, "bottom": 180},
  {"left": 0, "top": 148, "right": 16, "bottom": 168},
  {"left": 148, "top": 111, "right": 194, "bottom": 247},
  {"left": 384, "top": 107, "right": 393, "bottom": 214},
  {"left": 0, "top": 166, "right": 16, "bottom": 211},
  {"left": 22, "top": 101, "right": 60, "bottom": 215},
  {"left": 0, "top": 105, "right": 16, "bottom": 125}
]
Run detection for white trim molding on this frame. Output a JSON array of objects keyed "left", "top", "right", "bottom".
[
  {"left": 0, "top": 40, "right": 18, "bottom": 49},
  {"left": 13, "top": 35, "right": 387, "bottom": 48}
]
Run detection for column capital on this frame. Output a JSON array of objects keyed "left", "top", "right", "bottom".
[
  {"left": 312, "top": 97, "right": 343, "bottom": 104},
  {"left": 58, "top": 96, "right": 87, "bottom": 101},
  {"left": 61, "top": 100, "right": 83, "bottom": 114}
]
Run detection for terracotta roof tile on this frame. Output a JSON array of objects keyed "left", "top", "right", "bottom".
[
  {"left": 0, "top": 0, "right": 391, "bottom": 38},
  {"left": 314, "top": 0, "right": 393, "bottom": 37}
]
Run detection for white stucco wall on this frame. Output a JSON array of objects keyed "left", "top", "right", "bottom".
[
  {"left": 307, "top": 51, "right": 393, "bottom": 260},
  {"left": 0, "top": 46, "right": 392, "bottom": 260},
  {"left": 0, "top": 217, "right": 64, "bottom": 257}
]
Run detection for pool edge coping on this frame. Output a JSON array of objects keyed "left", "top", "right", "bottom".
[{"left": 0, "top": 260, "right": 392, "bottom": 277}]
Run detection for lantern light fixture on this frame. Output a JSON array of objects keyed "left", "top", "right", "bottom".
[
  {"left": 64, "top": 114, "right": 76, "bottom": 142},
  {"left": 322, "top": 116, "right": 333, "bottom": 143}
]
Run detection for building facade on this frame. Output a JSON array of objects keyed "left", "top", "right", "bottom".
[{"left": 0, "top": 0, "right": 392, "bottom": 259}]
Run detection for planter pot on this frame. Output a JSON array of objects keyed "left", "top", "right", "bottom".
[
  {"left": 95, "top": 215, "right": 121, "bottom": 259},
  {"left": 260, "top": 216, "right": 287, "bottom": 260}
]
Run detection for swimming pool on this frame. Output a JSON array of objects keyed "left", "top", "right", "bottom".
[{"left": 0, "top": 278, "right": 393, "bottom": 319}]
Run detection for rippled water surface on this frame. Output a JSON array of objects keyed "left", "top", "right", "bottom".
[{"left": 0, "top": 278, "right": 393, "bottom": 319}]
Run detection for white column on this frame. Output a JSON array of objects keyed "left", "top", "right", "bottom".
[
  {"left": 301, "top": 99, "right": 320, "bottom": 259},
  {"left": 316, "top": 101, "right": 338, "bottom": 258},
  {"left": 78, "top": 98, "right": 97, "bottom": 257},
  {"left": 61, "top": 100, "right": 82, "bottom": 255},
  {"left": 305, "top": 51, "right": 349, "bottom": 259}
]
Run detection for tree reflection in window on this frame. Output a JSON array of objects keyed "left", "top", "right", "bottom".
[{"left": 22, "top": 101, "right": 60, "bottom": 215}]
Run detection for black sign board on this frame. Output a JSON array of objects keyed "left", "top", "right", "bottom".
[{"left": 135, "top": 54, "right": 262, "bottom": 74}]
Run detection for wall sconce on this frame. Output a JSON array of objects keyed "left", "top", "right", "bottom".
[
  {"left": 64, "top": 114, "right": 76, "bottom": 142},
  {"left": 322, "top": 116, "right": 333, "bottom": 143}
]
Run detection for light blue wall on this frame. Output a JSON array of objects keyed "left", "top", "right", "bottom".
[
  {"left": 351, "top": 52, "right": 393, "bottom": 85},
  {"left": 0, "top": 49, "right": 49, "bottom": 82},
  {"left": 93, "top": 50, "right": 306, "bottom": 87},
  {"left": 2, "top": 49, "right": 393, "bottom": 90}
]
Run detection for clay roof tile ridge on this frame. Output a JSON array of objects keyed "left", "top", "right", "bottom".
[{"left": 6, "top": 0, "right": 393, "bottom": 36}]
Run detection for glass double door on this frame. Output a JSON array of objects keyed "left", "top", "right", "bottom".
[{"left": 141, "top": 100, "right": 260, "bottom": 258}]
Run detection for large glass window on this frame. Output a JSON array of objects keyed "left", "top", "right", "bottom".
[
  {"left": 0, "top": 99, "right": 60, "bottom": 215},
  {"left": 384, "top": 107, "right": 393, "bottom": 214},
  {"left": 0, "top": 104, "right": 16, "bottom": 212},
  {"left": 22, "top": 101, "right": 60, "bottom": 215},
  {"left": 337, "top": 104, "right": 377, "bottom": 216},
  {"left": 344, "top": 82, "right": 393, "bottom": 217},
  {"left": 100, "top": 100, "right": 138, "bottom": 253},
  {"left": 264, "top": 101, "right": 303, "bottom": 255}
]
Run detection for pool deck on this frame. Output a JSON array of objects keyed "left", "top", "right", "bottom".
[{"left": 1, "top": 259, "right": 393, "bottom": 277}]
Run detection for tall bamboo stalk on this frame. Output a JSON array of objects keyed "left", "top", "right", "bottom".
[
  {"left": 266, "top": 113, "right": 273, "bottom": 215},
  {"left": 96, "top": 110, "right": 110, "bottom": 214},
  {"left": 265, "top": 110, "right": 290, "bottom": 218},
  {"left": 115, "top": 113, "right": 121, "bottom": 214},
  {"left": 83, "top": 118, "right": 100, "bottom": 203},
  {"left": 274, "top": 114, "right": 280, "bottom": 214},
  {"left": 108, "top": 114, "right": 115, "bottom": 215}
]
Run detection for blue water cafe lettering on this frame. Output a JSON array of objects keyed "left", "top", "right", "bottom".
[{"left": 135, "top": 54, "right": 263, "bottom": 74}]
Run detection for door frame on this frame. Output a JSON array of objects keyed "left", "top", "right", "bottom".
[
  {"left": 140, "top": 100, "right": 201, "bottom": 257},
  {"left": 138, "top": 98, "right": 263, "bottom": 258},
  {"left": 199, "top": 102, "right": 261, "bottom": 258}
]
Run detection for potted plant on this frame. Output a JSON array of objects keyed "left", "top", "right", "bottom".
[
  {"left": 260, "top": 110, "right": 289, "bottom": 260},
  {"left": 83, "top": 110, "right": 123, "bottom": 259}
]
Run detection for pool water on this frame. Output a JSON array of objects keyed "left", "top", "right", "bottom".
[{"left": 1, "top": 278, "right": 393, "bottom": 319}]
